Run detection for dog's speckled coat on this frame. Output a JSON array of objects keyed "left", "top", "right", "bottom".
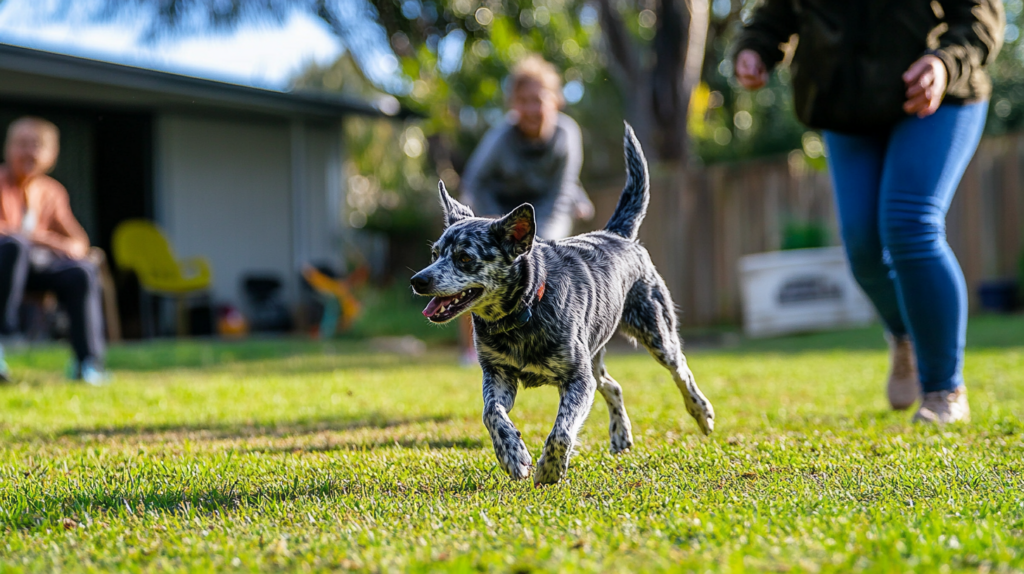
[{"left": 411, "top": 125, "right": 715, "bottom": 485}]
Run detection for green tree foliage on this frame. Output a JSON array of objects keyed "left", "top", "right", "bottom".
[
  {"left": 364, "top": 0, "right": 711, "bottom": 165},
  {"left": 50, "top": 0, "right": 1024, "bottom": 235},
  {"left": 985, "top": 0, "right": 1024, "bottom": 135},
  {"left": 292, "top": 53, "right": 439, "bottom": 235},
  {"left": 695, "top": 0, "right": 1024, "bottom": 163},
  {"left": 293, "top": 0, "right": 638, "bottom": 235},
  {"left": 373, "top": 0, "right": 627, "bottom": 184},
  {"left": 296, "top": 0, "right": 1024, "bottom": 236},
  {"left": 689, "top": 1, "right": 820, "bottom": 166}
]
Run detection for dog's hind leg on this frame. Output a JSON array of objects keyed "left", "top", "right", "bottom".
[
  {"left": 620, "top": 277, "right": 715, "bottom": 435},
  {"left": 593, "top": 347, "right": 633, "bottom": 454},
  {"left": 482, "top": 368, "right": 532, "bottom": 480},
  {"left": 534, "top": 370, "right": 596, "bottom": 485}
]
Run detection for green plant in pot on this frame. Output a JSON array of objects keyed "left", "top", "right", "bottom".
[
  {"left": 781, "top": 221, "right": 830, "bottom": 251},
  {"left": 1018, "top": 249, "right": 1024, "bottom": 306}
]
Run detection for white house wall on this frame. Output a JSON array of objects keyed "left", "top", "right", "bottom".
[
  {"left": 296, "top": 122, "right": 344, "bottom": 272},
  {"left": 155, "top": 114, "right": 345, "bottom": 312},
  {"left": 156, "top": 114, "right": 295, "bottom": 307}
]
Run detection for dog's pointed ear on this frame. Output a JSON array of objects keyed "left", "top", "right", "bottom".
[
  {"left": 438, "top": 181, "right": 474, "bottom": 228},
  {"left": 491, "top": 203, "right": 536, "bottom": 257}
]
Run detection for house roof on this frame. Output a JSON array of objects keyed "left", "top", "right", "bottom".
[{"left": 0, "top": 42, "right": 408, "bottom": 120}]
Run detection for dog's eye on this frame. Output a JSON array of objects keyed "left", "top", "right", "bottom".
[
  {"left": 459, "top": 254, "right": 472, "bottom": 264},
  {"left": 430, "top": 250, "right": 438, "bottom": 263}
]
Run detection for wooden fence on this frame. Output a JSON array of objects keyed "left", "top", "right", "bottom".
[{"left": 584, "top": 132, "right": 1024, "bottom": 327}]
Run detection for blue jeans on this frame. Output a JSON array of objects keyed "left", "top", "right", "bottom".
[{"left": 823, "top": 102, "right": 988, "bottom": 393}]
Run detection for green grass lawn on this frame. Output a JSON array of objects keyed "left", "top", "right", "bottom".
[{"left": 2, "top": 317, "right": 1024, "bottom": 573}]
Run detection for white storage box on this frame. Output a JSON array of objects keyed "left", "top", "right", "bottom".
[{"left": 738, "top": 247, "right": 876, "bottom": 338}]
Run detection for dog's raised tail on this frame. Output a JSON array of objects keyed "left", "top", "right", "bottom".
[{"left": 604, "top": 123, "right": 650, "bottom": 241}]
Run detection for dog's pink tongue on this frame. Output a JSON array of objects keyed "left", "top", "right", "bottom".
[{"left": 422, "top": 296, "right": 455, "bottom": 317}]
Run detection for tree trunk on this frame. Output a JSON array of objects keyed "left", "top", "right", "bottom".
[{"left": 598, "top": 0, "right": 709, "bottom": 165}]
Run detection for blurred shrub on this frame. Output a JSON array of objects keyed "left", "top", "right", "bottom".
[
  {"left": 781, "top": 222, "right": 830, "bottom": 251},
  {"left": 292, "top": 0, "right": 1024, "bottom": 243},
  {"left": 987, "top": 0, "right": 1024, "bottom": 135},
  {"left": 294, "top": 54, "right": 441, "bottom": 236},
  {"left": 693, "top": 0, "right": 1024, "bottom": 163}
]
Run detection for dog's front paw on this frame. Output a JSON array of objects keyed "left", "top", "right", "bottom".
[
  {"left": 680, "top": 369, "right": 715, "bottom": 435},
  {"left": 610, "top": 429, "right": 633, "bottom": 454},
  {"left": 533, "top": 444, "right": 570, "bottom": 486},
  {"left": 684, "top": 395, "right": 715, "bottom": 435},
  {"left": 493, "top": 434, "right": 532, "bottom": 481},
  {"left": 609, "top": 417, "right": 633, "bottom": 454}
]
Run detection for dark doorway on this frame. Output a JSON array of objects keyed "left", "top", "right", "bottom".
[
  {"left": 93, "top": 112, "right": 153, "bottom": 339},
  {"left": 94, "top": 113, "right": 153, "bottom": 256}
]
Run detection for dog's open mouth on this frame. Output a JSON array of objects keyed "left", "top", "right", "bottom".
[{"left": 422, "top": 288, "right": 483, "bottom": 323}]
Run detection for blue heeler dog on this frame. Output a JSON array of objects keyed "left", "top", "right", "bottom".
[{"left": 411, "top": 125, "right": 715, "bottom": 485}]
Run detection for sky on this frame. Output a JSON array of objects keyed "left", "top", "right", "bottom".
[{"left": 0, "top": 0, "right": 346, "bottom": 90}]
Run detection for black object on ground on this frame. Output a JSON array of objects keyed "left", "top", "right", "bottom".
[
  {"left": 978, "top": 279, "right": 1019, "bottom": 314},
  {"left": 242, "top": 274, "right": 293, "bottom": 332}
]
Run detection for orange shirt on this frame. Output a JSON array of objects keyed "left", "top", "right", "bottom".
[{"left": 0, "top": 165, "right": 90, "bottom": 258}]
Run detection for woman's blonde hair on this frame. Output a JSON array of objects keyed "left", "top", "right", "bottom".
[{"left": 508, "top": 55, "right": 564, "bottom": 106}]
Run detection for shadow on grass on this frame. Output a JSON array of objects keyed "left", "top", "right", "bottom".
[
  {"left": 244, "top": 436, "right": 484, "bottom": 455},
  {"left": 29, "top": 413, "right": 455, "bottom": 443},
  {"left": 193, "top": 354, "right": 471, "bottom": 378},
  {"left": 104, "top": 339, "right": 457, "bottom": 373},
  {"left": 4, "top": 471, "right": 500, "bottom": 531},
  {"left": 8, "top": 337, "right": 462, "bottom": 374}
]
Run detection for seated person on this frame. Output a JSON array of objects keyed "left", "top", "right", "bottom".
[{"left": 0, "top": 116, "right": 107, "bottom": 384}]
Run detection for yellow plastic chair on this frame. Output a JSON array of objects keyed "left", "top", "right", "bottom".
[{"left": 112, "top": 219, "right": 212, "bottom": 337}]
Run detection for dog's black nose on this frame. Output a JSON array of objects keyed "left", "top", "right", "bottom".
[{"left": 410, "top": 273, "right": 433, "bottom": 293}]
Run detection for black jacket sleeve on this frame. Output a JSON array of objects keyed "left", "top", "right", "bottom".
[
  {"left": 731, "top": 0, "right": 799, "bottom": 70},
  {"left": 933, "top": 0, "right": 1005, "bottom": 96}
]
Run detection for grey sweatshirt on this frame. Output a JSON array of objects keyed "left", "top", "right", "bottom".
[{"left": 460, "top": 113, "right": 592, "bottom": 240}]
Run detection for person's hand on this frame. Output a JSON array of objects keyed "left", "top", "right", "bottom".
[
  {"left": 902, "top": 55, "right": 947, "bottom": 118},
  {"left": 64, "top": 240, "right": 89, "bottom": 260},
  {"left": 574, "top": 198, "right": 595, "bottom": 221},
  {"left": 735, "top": 49, "right": 768, "bottom": 90}
]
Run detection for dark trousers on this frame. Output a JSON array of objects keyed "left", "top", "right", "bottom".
[{"left": 0, "top": 235, "right": 105, "bottom": 362}]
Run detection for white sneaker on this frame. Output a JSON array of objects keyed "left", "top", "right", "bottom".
[
  {"left": 886, "top": 334, "right": 919, "bottom": 410},
  {"left": 912, "top": 387, "right": 970, "bottom": 424},
  {"left": 0, "top": 345, "right": 8, "bottom": 383},
  {"left": 80, "top": 359, "right": 111, "bottom": 387},
  {"left": 68, "top": 358, "right": 111, "bottom": 386}
]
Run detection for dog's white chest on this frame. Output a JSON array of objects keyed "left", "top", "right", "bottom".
[{"left": 485, "top": 347, "right": 558, "bottom": 379}]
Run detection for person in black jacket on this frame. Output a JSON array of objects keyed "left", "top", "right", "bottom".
[{"left": 733, "top": 1, "right": 1004, "bottom": 423}]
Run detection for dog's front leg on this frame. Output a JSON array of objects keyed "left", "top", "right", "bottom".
[
  {"left": 534, "top": 370, "right": 596, "bottom": 485},
  {"left": 482, "top": 369, "right": 532, "bottom": 480}
]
